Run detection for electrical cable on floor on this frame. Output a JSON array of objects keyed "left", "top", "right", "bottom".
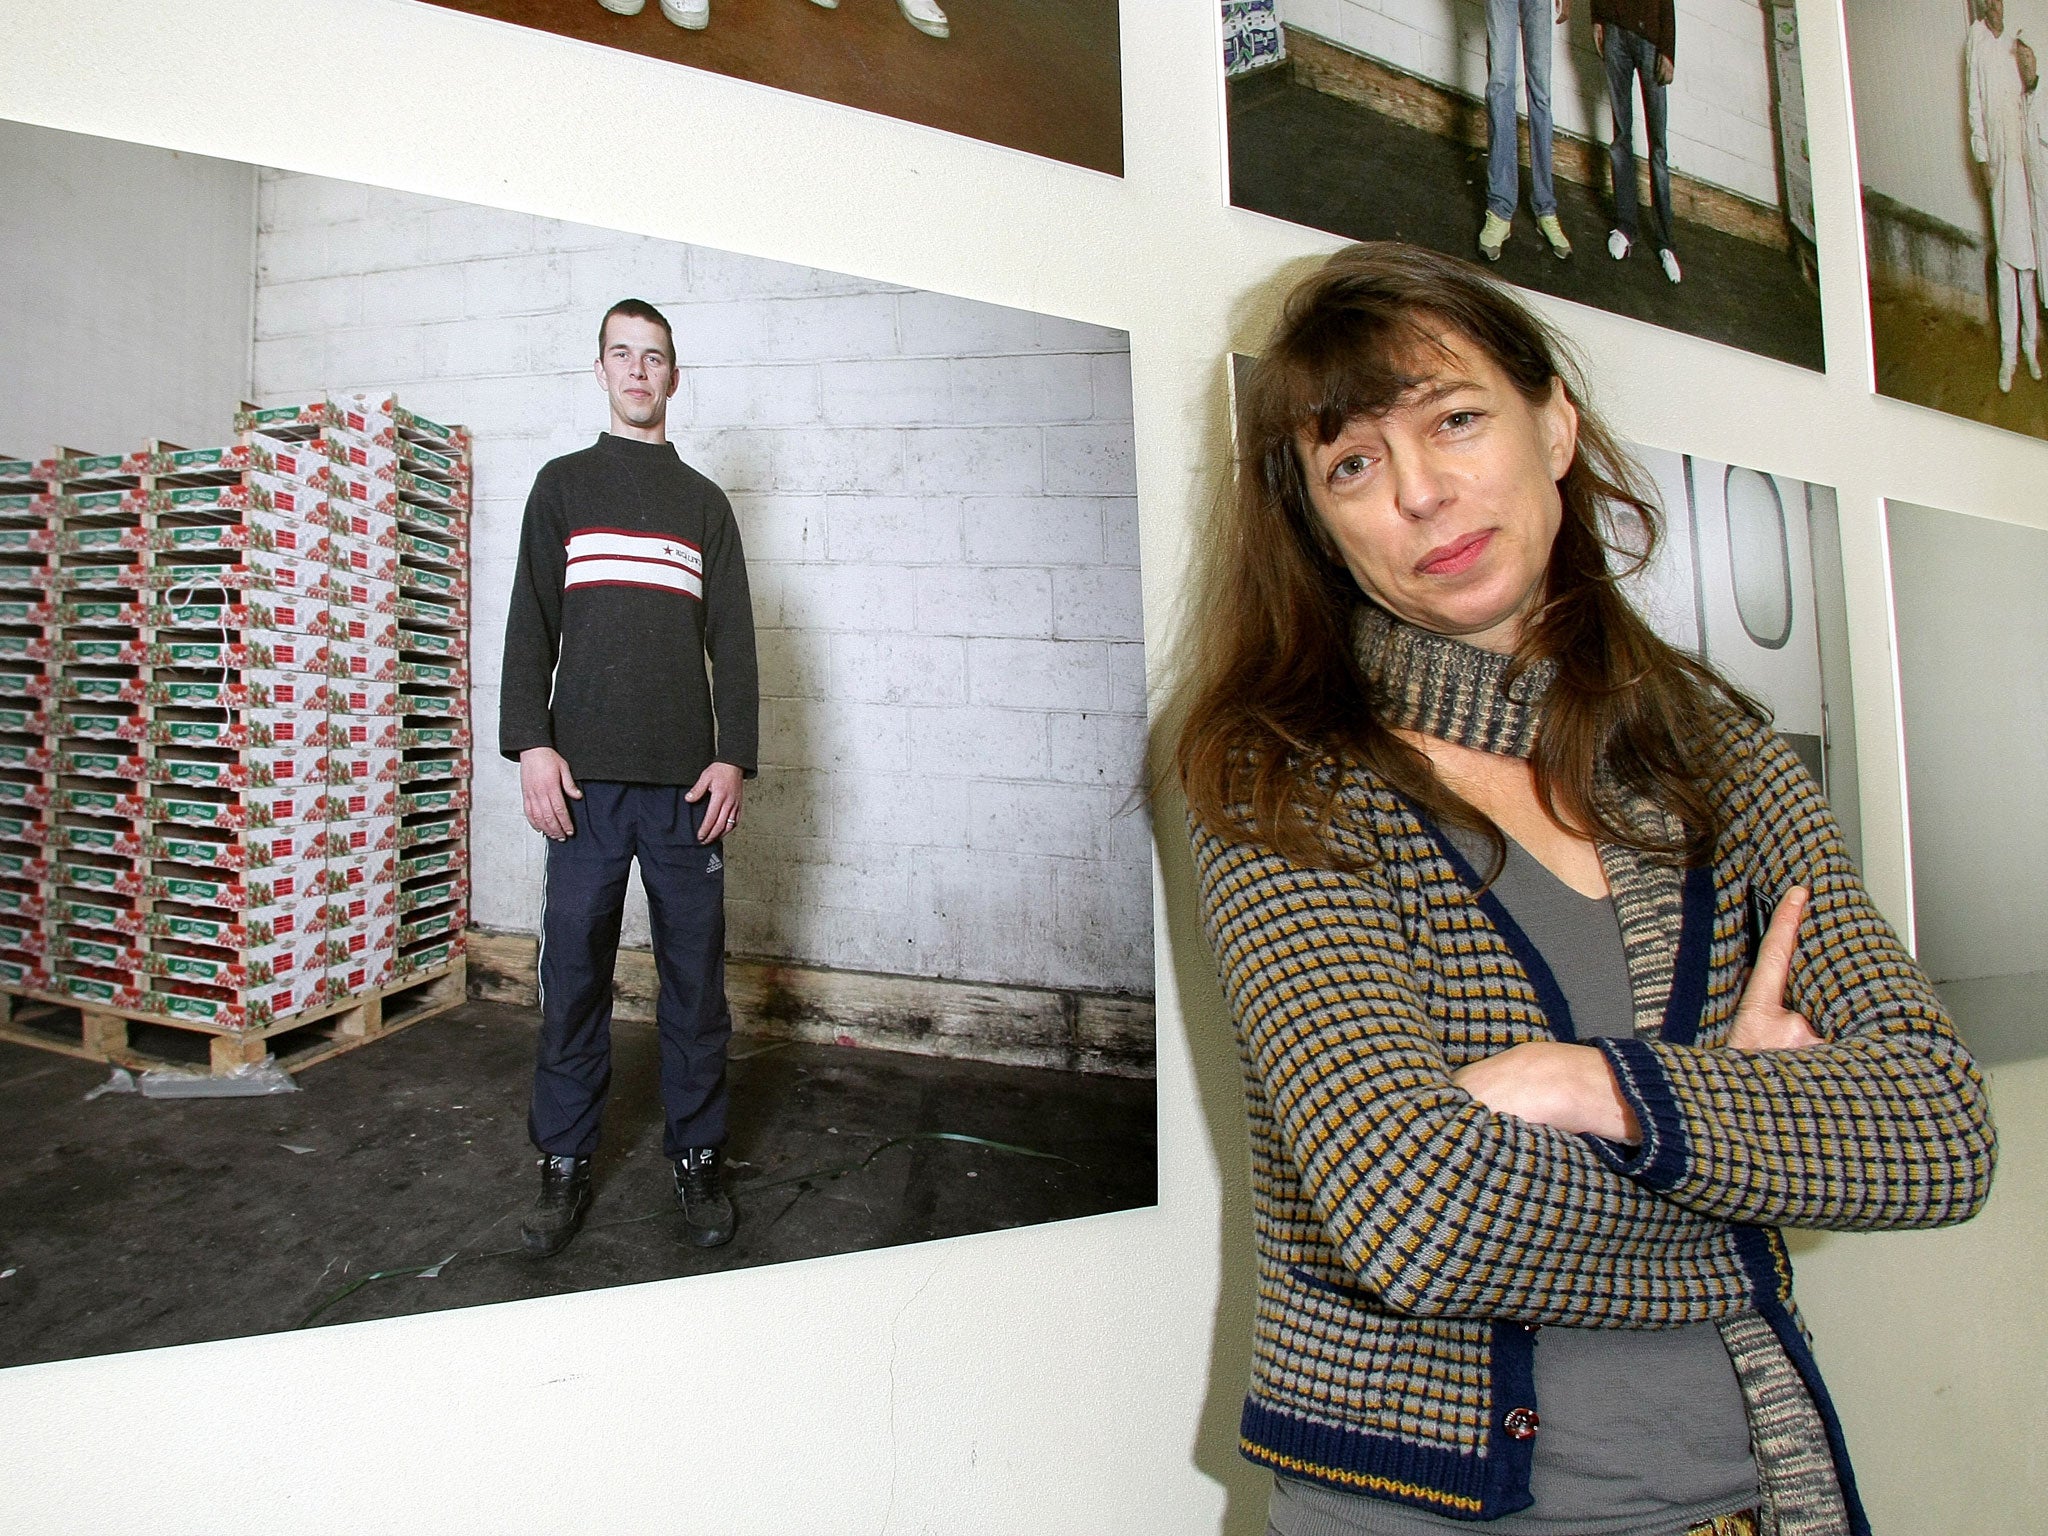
[{"left": 294, "top": 1130, "right": 1078, "bottom": 1329}]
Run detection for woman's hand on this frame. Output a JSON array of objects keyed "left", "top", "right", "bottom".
[
  {"left": 1452, "top": 1041, "right": 1641, "bottom": 1143},
  {"left": 1729, "top": 885, "right": 1824, "bottom": 1052}
]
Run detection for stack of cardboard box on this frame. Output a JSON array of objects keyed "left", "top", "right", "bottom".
[
  {"left": 5, "top": 392, "right": 470, "bottom": 1037},
  {"left": 389, "top": 406, "right": 471, "bottom": 989},
  {"left": 0, "top": 456, "right": 53, "bottom": 997}
]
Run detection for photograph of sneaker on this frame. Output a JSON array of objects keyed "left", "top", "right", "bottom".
[
  {"left": 1478, "top": 212, "right": 1511, "bottom": 262},
  {"left": 657, "top": 0, "right": 708, "bottom": 26},
  {"left": 1536, "top": 213, "right": 1571, "bottom": 259},
  {"left": 596, "top": 0, "right": 646, "bottom": 13},
  {"left": 1608, "top": 229, "right": 1631, "bottom": 261},
  {"left": 897, "top": 0, "right": 948, "bottom": 37},
  {"left": 1659, "top": 247, "right": 1683, "bottom": 284}
]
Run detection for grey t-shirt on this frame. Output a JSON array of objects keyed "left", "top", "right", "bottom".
[{"left": 1269, "top": 834, "right": 1758, "bottom": 1536}]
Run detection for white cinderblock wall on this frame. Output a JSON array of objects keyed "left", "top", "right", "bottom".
[
  {"left": 1279, "top": 0, "right": 1785, "bottom": 208},
  {"left": 251, "top": 173, "right": 1149, "bottom": 996}
]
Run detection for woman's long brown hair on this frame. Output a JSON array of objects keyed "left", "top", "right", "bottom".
[{"left": 1171, "top": 242, "right": 1763, "bottom": 872}]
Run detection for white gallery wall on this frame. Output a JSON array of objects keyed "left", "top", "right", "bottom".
[
  {"left": 250, "top": 173, "right": 1150, "bottom": 994},
  {"left": 2, "top": 2, "right": 2045, "bottom": 1534},
  {"left": 1278, "top": 0, "right": 1787, "bottom": 205},
  {"left": 0, "top": 118, "right": 256, "bottom": 457}
]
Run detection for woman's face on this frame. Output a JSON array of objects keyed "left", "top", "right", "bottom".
[{"left": 1295, "top": 330, "right": 1578, "bottom": 654}]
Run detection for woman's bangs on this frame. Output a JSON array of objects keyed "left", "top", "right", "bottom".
[{"left": 1255, "top": 309, "right": 1455, "bottom": 446}]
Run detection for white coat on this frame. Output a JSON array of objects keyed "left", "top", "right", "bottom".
[{"left": 1970, "top": 18, "right": 2037, "bottom": 270}]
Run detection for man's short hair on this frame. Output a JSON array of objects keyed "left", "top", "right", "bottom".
[{"left": 598, "top": 299, "right": 676, "bottom": 366}]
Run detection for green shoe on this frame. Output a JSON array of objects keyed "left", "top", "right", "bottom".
[
  {"left": 1478, "top": 212, "right": 1511, "bottom": 262},
  {"left": 1536, "top": 214, "right": 1572, "bottom": 259}
]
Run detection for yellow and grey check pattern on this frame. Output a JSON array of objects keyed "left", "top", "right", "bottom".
[{"left": 1194, "top": 608, "right": 1996, "bottom": 1530}]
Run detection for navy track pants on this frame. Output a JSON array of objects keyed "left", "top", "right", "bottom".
[{"left": 528, "top": 781, "right": 731, "bottom": 1160}]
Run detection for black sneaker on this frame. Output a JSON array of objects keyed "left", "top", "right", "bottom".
[
  {"left": 520, "top": 1154, "right": 592, "bottom": 1257},
  {"left": 673, "top": 1147, "right": 736, "bottom": 1248}
]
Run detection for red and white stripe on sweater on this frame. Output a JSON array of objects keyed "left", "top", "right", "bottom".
[{"left": 563, "top": 526, "right": 704, "bottom": 599}]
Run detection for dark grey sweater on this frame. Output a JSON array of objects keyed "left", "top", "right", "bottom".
[{"left": 498, "top": 432, "right": 758, "bottom": 784}]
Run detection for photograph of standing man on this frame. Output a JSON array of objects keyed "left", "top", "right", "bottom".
[
  {"left": 1595, "top": 0, "right": 1681, "bottom": 284},
  {"left": 499, "top": 297, "right": 760, "bottom": 1257},
  {"left": 1481, "top": 0, "right": 1572, "bottom": 262},
  {"left": 1968, "top": 0, "right": 2040, "bottom": 393}
]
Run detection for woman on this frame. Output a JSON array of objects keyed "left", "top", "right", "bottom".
[{"left": 1175, "top": 244, "right": 1995, "bottom": 1536}]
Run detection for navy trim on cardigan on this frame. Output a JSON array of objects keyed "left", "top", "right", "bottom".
[
  {"left": 1415, "top": 813, "right": 1580, "bottom": 1043},
  {"left": 1577, "top": 863, "right": 1716, "bottom": 1188},
  {"left": 1486, "top": 1319, "right": 1540, "bottom": 1513},
  {"left": 1241, "top": 1380, "right": 1539, "bottom": 1522},
  {"left": 1587, "top": 1036, "right": 1691, "bottom": 1189},
  {"left": 1658, "top": 863, "right": 1718, "bottom": 1046},
  {"left": 1734, "top": 1226, "right": 1871, "bottom": 1536}
]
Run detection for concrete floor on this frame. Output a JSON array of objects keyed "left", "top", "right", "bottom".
[
  {"left": 1872, "top": 284, "right": 2048, "bottom": 444},
  {"left": 1228, "top": 69, "right": 1826, "bottom": 373},
  {"left": 419, "top": 0, "right": 1123, "bottom": 175},
  {"left": 0, "top": 1001, "right": 1155, "bottom": 1368}
]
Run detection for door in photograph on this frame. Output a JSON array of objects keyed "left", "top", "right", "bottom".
[
  {"left": 1625, "top": 449, "right": 1838, "bottom": 797},
  {"left": 1847, "top": 0, "right": 2048, "bottom": 442},
  {"left": 1224, "top": 0, "right": 1824, "bottom": 369},
  {"left": 413, "top": 0, "right": 1122, "bottom": 175}
]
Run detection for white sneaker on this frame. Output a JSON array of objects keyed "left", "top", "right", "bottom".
[
  {"left": 898, "top": 0, "right": 948, "bottom": 37},
  {"left": 807, "top": 0, "right": 838, "bottom": 7},
  {"left": 1607, "top": 229, "right": 1630, "bottom": 261},
  {"left": 598, "top": 0, "right": 646, "bottom": 12},
  {"left": 659, "top": 0, "right": 709, "bottom": 27},
  {"left": 1659, "top": 247, "right": 1682, "bottom": 284},
  {"left": 2000, "top": 359, "right": 2017, "bottom": 393},
  {"left": 2030, "top": 351, "right": 2043, "bottom": 381}
]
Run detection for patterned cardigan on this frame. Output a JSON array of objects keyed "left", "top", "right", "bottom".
[{"left": 1191, "top": 607, "right": 1997, "bottom": 1533}]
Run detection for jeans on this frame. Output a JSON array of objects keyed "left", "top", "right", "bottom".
[
  {"left": 1604, "top": 24, "right": 1674, "bottom": 251},
  {"left": 529, "top": 781, "right": 732, "bottom": 1160},
  {"left": 1486, "top": 0, "right": 1556, "bottom": 219}
]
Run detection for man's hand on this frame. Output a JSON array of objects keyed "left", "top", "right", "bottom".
[
  {"left": 2019, "top": 33, "right": 2039, "bottom": 93},
  {"left": 1729, "top": 886, "right": 1824, "bottom": 1052},
  {"left": 1555, "top": 0, "right": 1569, "bottom": 24},
  {"left": 1656, "top": 52, "right": 1674, "bottom": 86},
  {"left": 1452, "top": 1041, "right": 1641, "bottom": 1143},
  {"left": 685, "top": 761, "right": 744, "bottom": 844},
  {"left": 520, "top": 747, "right": 582, "bottom": 841},
  {"left": 1593, "top": 22, "right": 1605, "bottom": 52}
]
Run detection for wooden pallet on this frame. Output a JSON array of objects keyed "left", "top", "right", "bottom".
[{"left": 0, "top": 955, "right": 468, "bottom": 1076}]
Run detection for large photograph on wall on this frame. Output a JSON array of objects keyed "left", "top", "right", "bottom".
[
  {"left": 1846, "top": 0, "right": 2048, "bottom": 440},
  {"left": 411, "top": 0, "right": 1123, "bottom": 176},
  {"left": 1223, "top": 0, "right": 1825, "bottom": 369},
  {"left": 1888, "top": 499, "right": 2046, "bottom": 1065},
  {"left": 0, "top": 118, "right": 1154, "bottom": 1368}
]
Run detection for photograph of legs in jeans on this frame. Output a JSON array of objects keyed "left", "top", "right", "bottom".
[
  {"left": 1601, "top": 16, "right": 1682, "bottom": 285},
  {"left": 1482, "top": 0, "right": 1570, "bottom": 263},
  {"left": 1222, "top": 0, "right": 1823, "bottom": 368}
]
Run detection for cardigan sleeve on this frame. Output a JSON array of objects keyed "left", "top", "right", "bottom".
[
  {"left": 1195, "top": 815, "right": 1756, "bottom": 1326},
  {"left": 1585, "top": 724, "right": 1997, "bottom": 1231}
]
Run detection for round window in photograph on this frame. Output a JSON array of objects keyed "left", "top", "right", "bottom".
[{"left": 1724, "top": 466, "right": 1793, "bottom": 650}]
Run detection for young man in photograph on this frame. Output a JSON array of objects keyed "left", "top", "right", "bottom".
[
  {"left": 1594, "top": 0, "right": 1682, "bottom": 284},
  {"left": 499, "top": 298, "right": 759, "bottom": 1256},
  {"left": 1481, "top": 0, "right": 1573, "bottom": 262}
]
